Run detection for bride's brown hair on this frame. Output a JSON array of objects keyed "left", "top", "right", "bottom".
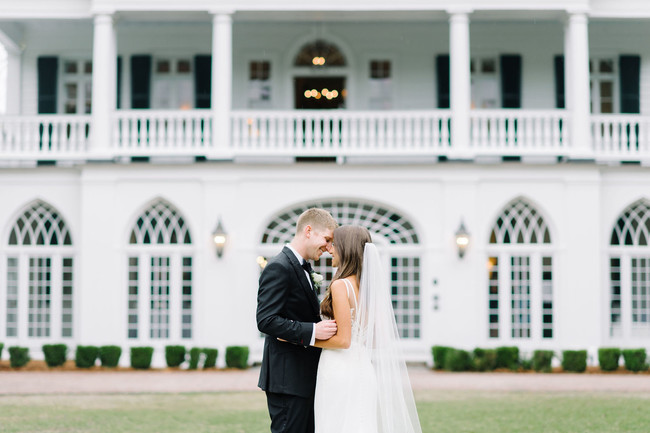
[{"left": 320, "top": 225, "right": 372, "bottom": 319}]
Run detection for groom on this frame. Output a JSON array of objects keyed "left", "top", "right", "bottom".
[{"left": 257, "top": 208, "right": 338, "bottom": 433}]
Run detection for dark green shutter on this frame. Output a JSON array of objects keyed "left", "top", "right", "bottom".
[
  {"left": 500, "top": 55, "right": 522, "bottom": 108},
  {"left": 130, "top": 55, "right": 151, "bottom": 109},
  {"left": 436, "top": 55, "right": 450, "bottom": 109},
  {"left": 37, "top": 56, "right": 58, "bottom": 113},
  {"left": 554, "top": 55, "right": 565, "bottom": 109},
  {"left": 620, "top": 55, "right": 640, "bottom": 114},
  {"left": 194, "top": 55, "right": 212, "bottom": 109},
  {"left": 117, "top": 56, "right": 122, "bottom": 109}
]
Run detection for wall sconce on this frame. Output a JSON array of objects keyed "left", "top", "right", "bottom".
[
  {"left": 212, "top": 218, "right": 228, "bottom": 258},
  {"left": 455, "top": 220, "right": 470, "bottom": 259}
]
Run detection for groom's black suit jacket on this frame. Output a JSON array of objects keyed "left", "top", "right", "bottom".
[{"left": 257, "top": 247, "right": 322, "bottom": 398}]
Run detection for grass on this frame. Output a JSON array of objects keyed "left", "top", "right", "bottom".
[{"left": 0, "top": 391, "right": 649, "bottom": 432}]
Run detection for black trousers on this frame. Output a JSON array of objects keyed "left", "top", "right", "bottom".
[{"left": 265, "top": 391, "right": 314, "bottom": 433}]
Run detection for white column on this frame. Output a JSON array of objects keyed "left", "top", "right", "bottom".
[
  {"left": 91, "top": 14, "right": 117, "bottom": 157},
  {"left": 4, "top": 48, "right": 22, "bottom": 114},
  {"left": 563, "top": 18, "right": 572, "bottom": 111},
  {"left": 566, "top": 12, "right": 591, "bottom": 157},
  {"left": 448, "top": 11, "right": 471, "bottom": 157},
  {"left": 211, "top": 12, "right": 233, "bottom": 153}
]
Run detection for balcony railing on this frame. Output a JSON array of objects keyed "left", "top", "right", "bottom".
[
  {"left": 1, "top": 110, "right": 650, "bottom": 163},
  {"left": 0, "top": 114, "right": 90, "bottom": 160}
]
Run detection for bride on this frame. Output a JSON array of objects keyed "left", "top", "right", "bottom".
[{"left": 314, "top": 225, "right": 422, "bottom": 433}]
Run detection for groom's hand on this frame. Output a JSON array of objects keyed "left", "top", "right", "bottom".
[{"left": 315, "top": 320, "right": 337, "bottom": 340}]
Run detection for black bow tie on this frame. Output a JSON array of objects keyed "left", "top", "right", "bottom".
[{"left": 301, "top": 260, "right": 313, "bottom": 274}]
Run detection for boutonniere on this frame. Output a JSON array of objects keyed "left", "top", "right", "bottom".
[{"left": 311, "top": 272, "right": 323, "bottom": 290}]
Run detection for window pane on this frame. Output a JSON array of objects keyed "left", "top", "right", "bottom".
[
  {"left": 156, "top": 60, "right": 171, "bottom": 74},
  {"left": 599, "top": 59, "right": 614, "bottom": 73},
  {"left": 64, "top": 61, "right": 78, "bottom": 74},
  {"left": 177, "top": 60, "right": 191, "bottom": 73},
  {"left": 84, "top": 61, "right": 93, "bottom": 74}
]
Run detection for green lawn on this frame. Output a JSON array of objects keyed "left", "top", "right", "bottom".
[{"left": 0, "top": 391, "right": 648, "bottom": 433}]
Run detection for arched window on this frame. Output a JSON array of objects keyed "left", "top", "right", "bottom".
[
  {"left": 126, "top": 199, "right": 193, "bottom": 340},
  {"left": 609, "top": 200, "right": 650, "bottom": 338},
  {"left": 261, "top": 200, "right": 421, "bottom": 339},
  {"left": 4, "top": 200, "right": 74, "bottom": 339},
  {"left": 294, "top": 40, "right": 347, "bottom": 67},
  {"left": 487, "top": 198, "right": 554, "bottom": 341}
]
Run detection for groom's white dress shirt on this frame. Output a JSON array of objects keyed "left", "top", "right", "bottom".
[{"left": 286, "top": 244, "right": 317, "bottom": 346}]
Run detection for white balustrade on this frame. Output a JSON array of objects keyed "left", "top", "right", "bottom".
[
  {"left": 230, "top": 110, "right": 452, "bottom": 156},
  {"left": 113, "top": 110, "right": 213, "bottom": 155},
  {"left": 0, "top": 115, "right": 90, "bottom": 159},
  {"left": 470, "top": 110, "right": 568, "bottom": 154},
  {"left": 591, "top": 115, "right": 650, "bottom": 161}
]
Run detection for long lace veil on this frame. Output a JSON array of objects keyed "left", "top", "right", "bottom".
[{"left": 357, "top": 243, "right": 422, "bottom": 433}]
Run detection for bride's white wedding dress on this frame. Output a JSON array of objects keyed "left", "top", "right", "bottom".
[
  {"left": 313, "top": 243, "right": 422, "bottom": 433},
  {"left": 314, "top": 279, "right": 378, "bottom": 433}
]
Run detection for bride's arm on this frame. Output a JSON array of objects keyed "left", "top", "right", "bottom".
[{"left": 314, "top": 280, "right": 351, "bottom": 349}]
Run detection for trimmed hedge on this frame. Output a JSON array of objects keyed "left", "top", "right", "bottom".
[
  {"left": 42, "top": 344, "right": 67, "bottom": 367},
  {"left": 496, "top": 346, "right": 519, "bottom": 370},
  {"left": 532, "top": 350, "right": 554, "bottom": 373},
  {"left": 9, "top": 346, "right": 30, "bottom": 368},
  {"left": 472, "top": 348, "right": 497, "bottom": 372},
  {"left": 99, "top": 345, "right": 122, "bottom": 368},
  {"left": 165, "top": 345, "right": 186, "bottom": 368},
  {"left": 622, "top": 349, "right": 648, "bottom": 372},
  {"left": 444, "top": 349, "right": 471, "bottom": 372},
  {"left": 598, "top": 348, "right": 621, "bottom": 372},
  {"left": 432, "top": 346, "right": 453, "bottom": 370},
  {"left": 130, "top": 347, "right": 154, "bottom": 370},
  {"left": 75, "top": 345, "right": 99, "bottom": 368},
  {"left": 188, "top": 347, "right": 203, "bottom": 370},
  {"left": 562, "top": 350, "right": 587, "bottom": 372},
  {"left": 203, "top": 348, "right": 218, "bottom": 369},
  {"left": 225, "top": 346, "right": 250, "bottom": 369}
]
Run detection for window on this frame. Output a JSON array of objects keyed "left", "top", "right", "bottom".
[
  {"left": 62, "top": 59, "right": 92, "bottom": 114},
  {"left": 294, "top": 40, "right": 346, "bottom": 67},
  {"left": 127, "top": 199, "right": 193, "bottom": 340},
  {"left": 590, "top": 57, "right": 617, "bottom": 114},
  {"left": 248, "top": 60, "right": 272, "bottom": 108},
  {"left": 369, "top": 60, "right": 392, "bottom": 109},
  {"left": 471, "top": 57, "right": 499, "bottom": 109},
  {"left": 261, "top": 199, "right": 421, "bottom": 339},
  {"left": 152, "top": 58, "right": 193, "bottom": 110},
  {"left": 488, "top": 198, "right": 554, "bottom": 340},
  {"left": 5, "top": 200, "right": 74, "bottom": 340}
]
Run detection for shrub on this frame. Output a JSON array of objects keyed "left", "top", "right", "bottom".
[
  {"left": 165, "top": 345, "right": 186, "bottom": 368},
  {"left": 130, "top": 347, "right": 154, "bottom": 370},
  {"left": 188, "top": 347, "right": 203, "bottom": 370},
  {"left": 42, "top": 344, "right": 67, "bottom": 367},
  {"left": 444, "top": 349, "right": 471, "bottom": 372},
  {"left": 496, "top": 346, "right": 519, "bottom": 370},
  {"left": 9, "top": 346, "right": 30, "bottom": 368},
  {"left": 432, "top": 346, "right": 453, "bottom": 370},
  {"left": 598, "top": 348, "right": 621, "bottom": 372},
  {"left": 532, "top": 350, "right": 554, "bottom": 373},
  {"left": 75, "top": 346, "right": 99, "bottom": 368},
  {"left": 622, "top": 349, "right": 648, "bottom": 372},
  {"left": 225, "top": 346, "right": 250, "bottom": 369},
  {"left": 0, "top": 342, "right": 3, "bottom": 360},
  {"left": 562, "top": 350, "right": 587, "bottom": 372},
  {"left": 520, "top": 356, "right": 533, "bottom": 371},
  {"left": 99, "top": 345, "right": 122, "bottom": 368},
  {"left": 203, "top": 348, "right": 218, "bottom": 369},
  {"left": 472, "top": 348, "right": 497, "bottom": 372}
]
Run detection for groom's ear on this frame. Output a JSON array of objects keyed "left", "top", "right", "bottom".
[{"left": 304, "top": 224, "right": 312, "bottom": 238}]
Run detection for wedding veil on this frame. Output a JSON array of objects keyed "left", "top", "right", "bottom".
[{"left": 357, "top": 243, "right": 422, "bottom": 433}]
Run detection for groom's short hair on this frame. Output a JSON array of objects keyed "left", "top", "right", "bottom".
[{"left": 296, "top": 208, "right": 338, "bottom": 235}]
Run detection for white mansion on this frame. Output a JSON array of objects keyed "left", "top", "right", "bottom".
[{"left": 1, "top": 0, "right": 650, "bottom": 367}]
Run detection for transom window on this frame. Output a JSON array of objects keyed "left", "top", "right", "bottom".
[
  {"left": 294, "top": 40, "right": 346, "bottom": 67},
  {"left": 260, "top": 199, "right": 421, "bottom": 339},
  {"left": 488, "top": 198, "right": 554, "bottom": 340},
  {"left": 4, "top": 200, "right": 74, "bottom": 339},
  {"left": 126, "top": 199, "right": 193, "bottom": 340}
]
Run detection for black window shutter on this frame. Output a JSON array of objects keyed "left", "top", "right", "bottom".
[
  {"left": 130, "top": 55, "right": 151, "bottom": 109},
  {"left": 37, "top": 56, "right": 58, "bottom": 113},
  {"left": 620, "top": 55, "right": 640, "bottom": 114},
  {"left": 117, "top": 56, "right": 122, "bottom": 109},
  {"left": 436, "top": 54, "right": 450, "bottom": 109},
  {"left": 554, "top": 55, "right": 565, "bottom": 109},
  {"left": 500, "top": 54, "right": 522, "bottom": 108},
  {"left": 194, "top": 55, "right": 212, "bottom": 109}
]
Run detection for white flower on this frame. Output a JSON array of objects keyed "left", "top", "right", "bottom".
[{"left": 311, "top": 272, "right": 324, "bottom": 290}]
